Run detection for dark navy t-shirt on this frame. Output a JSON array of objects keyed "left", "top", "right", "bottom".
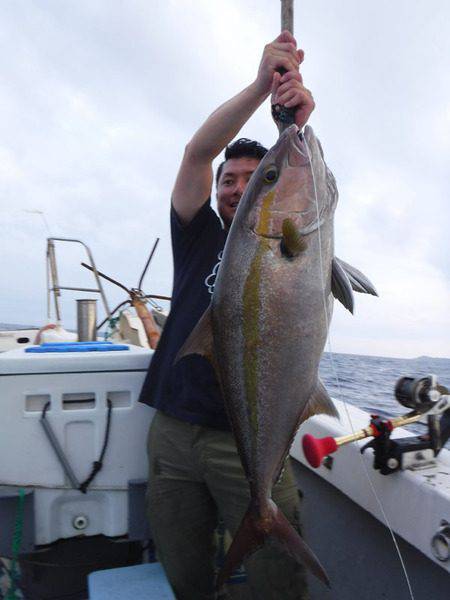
[{"left": 138, "top": 200, "right": 230, "bottom": 429}]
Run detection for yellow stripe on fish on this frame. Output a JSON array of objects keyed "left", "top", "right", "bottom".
[
  {"left": 254, "top": 190, "right": 275, "bottom": 237},
  {"left": 243, "top": 245, "right": 263, "bottom": 434},
  {"left": 243, "top": 189, "right": 277, "bottom": 434}
]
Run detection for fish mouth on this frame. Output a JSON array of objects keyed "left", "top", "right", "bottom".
[{"left": 285, "top": 125, "right": 310, "bottom": 167}]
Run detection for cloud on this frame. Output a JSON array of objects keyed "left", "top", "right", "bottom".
[{"left": 0, "top": 0, "right": 449, "bottom": 358}]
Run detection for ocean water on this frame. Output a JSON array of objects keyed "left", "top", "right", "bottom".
[{"left": 319, "top": 352, "right": 450, "bottom": 442}]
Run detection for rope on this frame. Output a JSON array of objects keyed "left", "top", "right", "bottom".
[
  {"left": 4, "top": 489, "right": 25, "bottom": 600},
  {"left": 104, "top": 312, "right": 123, "bottom": 341},
  {"left": 79, "top": 399, "right": 113, "bottom": 494},
  {"left": 40, "top": 400, "right": 113, "bottom": 494}
]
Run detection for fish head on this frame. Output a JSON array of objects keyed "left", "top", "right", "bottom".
[{"left": 234, "top": 125, "right": 338, "bottom": 242}]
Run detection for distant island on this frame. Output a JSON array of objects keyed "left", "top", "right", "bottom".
[
  {"left": 322, "top": 351, "right": 450, "bottom": 362},
  {"left": 416, "top": 355, "right": 450, "bottom": 362}
]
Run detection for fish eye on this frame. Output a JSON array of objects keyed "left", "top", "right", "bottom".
[{"left": 264, "top": 165, "right": 278, "bottom": 184}]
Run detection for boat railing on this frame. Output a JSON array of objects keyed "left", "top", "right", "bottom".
[{"left": 46, "top": 237, "right": 112, "bottom": 324}]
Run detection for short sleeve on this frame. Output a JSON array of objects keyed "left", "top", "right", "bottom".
[{"left": 171, "top": 200, "right": 222, "bottom": 273}]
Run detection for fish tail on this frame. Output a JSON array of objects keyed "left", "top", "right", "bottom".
[
  {"left": 269, "top": 500, "right": 331, "bottom": 588},
  {"left": 216, "top": 499, "right": 330, "bottom": 591},
  {"left": 216, "top": 502, "right": 265, "bottom": 591}
]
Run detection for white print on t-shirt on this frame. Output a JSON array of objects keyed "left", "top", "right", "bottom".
[{"left": 204, "top": 250, "right": 223, "bottom": 295}]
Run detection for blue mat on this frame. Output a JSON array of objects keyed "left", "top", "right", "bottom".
[{"left": 88, "top": 563, "right": 175, "bottom": 599}]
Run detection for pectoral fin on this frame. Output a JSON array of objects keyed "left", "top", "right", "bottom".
[
  {"left": 334, "top": 257, "right": 378, "bottom": 297},
  {"left": 331, "top": 257, "right": 354, "bottom": 313},
  {"left": 300, "top": 379, "right": 339, "bottom": 423},
  {"left": 280, "top": 219, "right": 307, "bottom": 258},
  {"left": 174, "top": 304, "right": 219, "bottom": 375}
]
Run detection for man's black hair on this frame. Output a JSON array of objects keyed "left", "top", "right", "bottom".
[{"left": 216, "top": 138, "right": 268, "bottom": 185}]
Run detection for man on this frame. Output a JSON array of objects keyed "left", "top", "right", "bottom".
[{"left": 139, "top": 31, "right": 315, "bottom": 599}]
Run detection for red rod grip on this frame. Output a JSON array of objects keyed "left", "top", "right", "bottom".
[{"left": 302, "top": 434, "right": 338, "bottom": 468}]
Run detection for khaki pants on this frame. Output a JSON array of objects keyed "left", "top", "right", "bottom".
[{"left": 147, "top": 411, "right": 308, "bottom": 600}]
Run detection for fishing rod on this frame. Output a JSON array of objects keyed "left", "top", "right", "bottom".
[
  {"left": 80, "top": 239, "right": 171, "bottom": 349},
  {"left": 302, "top": 375, "right": 450, "bottom": 474},
  {"left": 272, "top": 1, "right": 296, "bottom": 129}
]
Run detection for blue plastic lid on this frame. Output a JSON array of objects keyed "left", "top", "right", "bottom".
[
  {"left": 26, "top": 342, "right": 129, "bottom": 353},
  {"left": 40, "top": 341, "right": 112, "bottom": 346}
]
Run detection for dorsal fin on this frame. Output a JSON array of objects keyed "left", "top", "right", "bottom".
[
  {"left": 331, "top": 257, "right": 354, "bottom": 313},
  {"left": 334, "top": 256, "right": 378, "bottom": 297}
]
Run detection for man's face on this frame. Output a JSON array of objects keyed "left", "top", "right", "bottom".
[{"left": 216, "top": 157, "right": 261, "bottom": 229}]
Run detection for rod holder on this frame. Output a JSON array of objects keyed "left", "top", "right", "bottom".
[
  {"left": 302, "top": 412, "right": 423, "bottom": 468},
  {"left": 77, "top": 299, "right": 97, "bottom": 341}
]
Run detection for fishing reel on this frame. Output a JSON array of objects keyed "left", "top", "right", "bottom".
[
  {"left": 394, "top": 375, "right": 445, "bottom": 411},
  {"left": 302, "top": 374, "right": 450, "bottom": 475}
]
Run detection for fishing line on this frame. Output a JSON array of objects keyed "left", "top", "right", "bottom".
[
  {"left": 302, "top": 131, "right": 415, "bottom": 600},
  {"left": 23, "top": 209, "right": 52, "bottom": 236}
]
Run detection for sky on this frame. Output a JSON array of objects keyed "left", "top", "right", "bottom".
[{"left": 0, "top": 0, "right": 449, "bottom": 359}]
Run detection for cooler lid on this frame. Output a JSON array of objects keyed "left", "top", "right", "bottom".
[{"left": 0, "top": 344, "right": 152, "bottom": 375}]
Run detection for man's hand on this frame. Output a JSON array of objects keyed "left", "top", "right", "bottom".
[
  {"left": 172, "top": 31, "right": 310, "bottom": 225},
  {"left": 271, "top": 69, "right": 315, "bottom": 130},
  {"left": 253, "top": 30, "right": 303, "bottom": 97}
]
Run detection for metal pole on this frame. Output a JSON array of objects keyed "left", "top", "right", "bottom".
[
  {"left": 40, "top": 412, "right": 81, "bottom": 490},
  {"left": 49, "top": 237, "right": 113, "bottom": 320},
  {"left": 46, "top": 245, "right": 51, "bottom": 321},
  {"left": 281, "top": 0, "right": 294, "bottom": 34},
  {"left": 77, "top": 299, "right": 97, "bottom": 341},
  {"left": 82, "top": 243, "right": 112, "bottom": 319},
  {"left": 273, "top": 1, "right": 296, "bottom": 130},
  {"left": 138, "top": 238, "right": 160, "bottom": 290},
  {"left": 47, "top": 239, "right": 62, "bottom": 322}
]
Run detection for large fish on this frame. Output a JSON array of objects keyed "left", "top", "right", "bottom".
[{"left": 178, "top": 124, "right": 376, "bottom": 588}]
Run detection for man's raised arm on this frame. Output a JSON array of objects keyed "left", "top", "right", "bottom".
[{"left": 171, "top": 31, "right": 302, "bottom": 225}]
